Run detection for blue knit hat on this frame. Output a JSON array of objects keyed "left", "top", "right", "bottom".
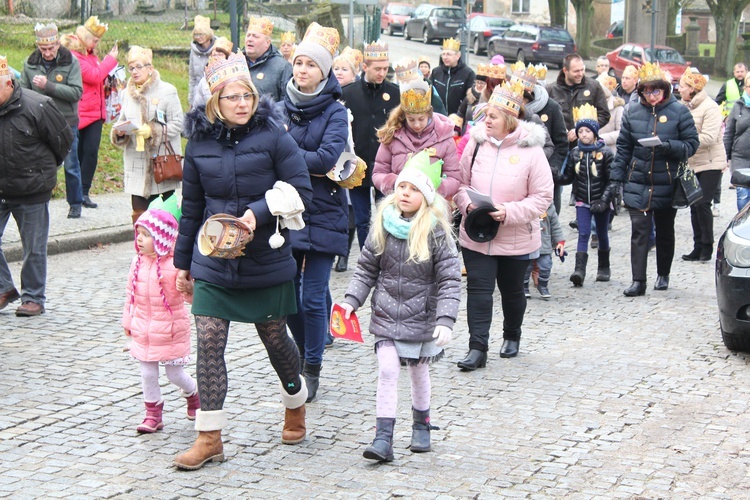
[{"left": 575, "top": 118, "right": 599, "bottom": 138}]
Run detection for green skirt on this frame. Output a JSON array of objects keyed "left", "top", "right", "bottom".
[{"left": 192, "top": 280, "right": 297, "bottom": 324}]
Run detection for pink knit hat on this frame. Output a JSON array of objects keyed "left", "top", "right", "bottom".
[{"left": 134, "top": 209, "right": 179, "bottom": 256}]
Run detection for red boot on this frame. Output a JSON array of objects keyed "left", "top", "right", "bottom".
[
  {"left": 137, "top": 400, "right": 164, "bottom": 433},
  {"left": 183, "top": 389, "right": 201, "bottom": 421}
]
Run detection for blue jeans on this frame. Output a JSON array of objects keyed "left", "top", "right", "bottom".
[
  {"left": 576, "top": 206, "right": 611, "bottom": 252},
  {"left": 287, "top": 250, "right": 335, "bottom": 365},
  {"left": 64, "top": 126, "right": 83, "bottom": 207},
  {"left": 737, "top": 186, "right": 750, "bottom": 212},
  {"left": 0, "top": 202, "right": 49, "bottom": 305},
  {"left": 523, "top": 253, "right": 553, "bottom": 283}
]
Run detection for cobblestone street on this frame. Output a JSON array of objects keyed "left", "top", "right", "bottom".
[{"left": 1, "top": 187, "right": 750, "bottom": 498}]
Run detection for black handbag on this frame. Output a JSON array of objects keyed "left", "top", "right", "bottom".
[{"left": 671, "top": 162, "right": 703, "bottom": 209}]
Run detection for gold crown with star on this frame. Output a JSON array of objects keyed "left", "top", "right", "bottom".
[
  {"left": 572, "top": 103, "right": 598, "bottom": 124},
  {"left": 363, "top": 40, "right": 388, "bottom": 61},
  {"left": 509, "top": 61, "right": 541, "bottom": 92},
  {"left": 341, "top": 46, "right": 363, "bottom": 70},
  {"left": 394, "top": 58, "right": 421, "bottom": 82},
  {"left": 476, "top": 63, "right": 506, "bottom": 80},
  {"left": 205, "top": 51, "right": 252, "bottom": 94},
  {"left": 302, "top": 22, "right": 340, "bottom": 55},
  {"left": 442, "top": 38, "right": 460, "bottom": 52},
  {"left": 400, "top": 79, "right": 432, "bottom": 114},
  {"left": 247, "top": 16, "right": 273, "bottom": 36},
  {"left": 83, "top": 16, "right": 108, "bottom": 38},
  {"left": 0, "top": 55, "right": 8, "bottom": 77},
  {"left": 639, "top": 61, "right": 664, "bottom": 83},
  {"left": 34, "top": 23, "right": 59, "bottom": 44},
  {"left": 488, "top": 80, "right": 525, "bottom": 117},
  {"left": 280, "top": 31, "right": 296, "bottom": 45}
]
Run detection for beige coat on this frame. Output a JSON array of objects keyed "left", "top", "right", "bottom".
[
  {"left": 599, "top": 93, "right": 625, "bottom": 155},
  {"left": 111, "top": 70, "right": 183, "bottom": 198},
  {"left": 682, "top": 90, "right": 727, "bottom": 173}
]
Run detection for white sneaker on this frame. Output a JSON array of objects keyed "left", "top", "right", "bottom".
[{"left": 713, "top": 204, "right": 720, "bottom": 217}]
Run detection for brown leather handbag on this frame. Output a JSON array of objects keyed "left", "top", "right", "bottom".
[{"left": 151, "top": 124, "right": 183, "bottom": 184}]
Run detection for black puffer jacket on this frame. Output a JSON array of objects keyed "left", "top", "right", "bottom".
[
  {"left": 430, "top": 58, "right": 475, "bottom": 116},
  {"left": 546, "top": 72, "right": 610, "bottom": 138},
  {"left": 0, "top": 82, "right": 72, "bottom": 204},
  {"left": 174, "top": 96, "right": 313, "bottom": 289},
  {"left": 558, "top": 141, "right": 615, "bottom": 204},
  {"left": 610, "top": 93, "right": 699, "bottom": 211}
]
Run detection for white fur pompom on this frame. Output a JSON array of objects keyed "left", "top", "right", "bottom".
[{"left": 269, "top": 232, "right": 285, "bottom": 249}]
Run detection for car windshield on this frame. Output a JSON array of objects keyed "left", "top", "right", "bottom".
[
  {"left": 485, "top": 18, "right": 514, "bottom": 28},
  {"left": 645, "top": 48, "right": 686, "bottom": 64},
  {"left": 540, "top": 29, "right": 573, "bottom": 42},
  {"left": 390, "top": 5, "right": 413, "bottom": 15}
]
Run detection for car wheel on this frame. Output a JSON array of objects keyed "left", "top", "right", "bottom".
[
  {"left": 474, "top": 37, "right": 482, "bottom": 55},
  {"left": 404, "top": 28, "right": 411, "bottom": 40},
  {"left": 388, "top": 24, "right": 394, "bottom": 36},
  {"left": 517, "top": 50, "right": 525, "bottom": 64},
  {"left": 423, "top": 29, "right": 430, "bottom": 44},
  {"left": 721, "top": 326, "right": 750, "bottom": 352},
  {"left": 488, "top": 41, "right": 496, "bottom": 56}
]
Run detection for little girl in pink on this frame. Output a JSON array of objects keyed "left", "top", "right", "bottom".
[{"left": 122, "top": 202, "right": 199, "bottom": 433}]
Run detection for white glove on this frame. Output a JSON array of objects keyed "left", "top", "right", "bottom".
[
  {"left": 432, "top": 325, "right": 452, "bottom": 347},
  {"left": 340, "top": 302, "right": 355, "bottom": 319}
]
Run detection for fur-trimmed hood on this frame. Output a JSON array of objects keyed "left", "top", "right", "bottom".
[
  {"left": 183, "top": 94, "right": 284, "bottom": 142},
  {"left": 469, "top": 119, "right": 547, "bottom": 149}
]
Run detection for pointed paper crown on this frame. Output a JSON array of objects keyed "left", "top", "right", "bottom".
[
  {"left": 193, "top": 15, "right": 211, "bottom": 35},
  {"left": 34, "top": 23, "right": 59, "bottom": 44},
  {"left": 509, "top": 61, "right": 540, "bottom": 92},
  {"left": 476, "top": 63, "right": 506, "bottom": 80},
  {"left": 127, "top": 45, "right": 153, "bottom": 64},
  {"left": 639, "top": 61, "right": 663, "bottom": 83},
  {"left": 0, "top": 55, "right": 8, "bottom": 78},
  {"left": 364, "top": 40, "right": 388, "bottom": 62},
  {"left": 403, "top": 150, "right": 445, "bottom": 190},
  {"left": 205, "top": 51, "right": 252, "bottom": 94},
  {"left": 395, "top": 58, "right": 421, "bottom": 83},
  {"left": 148, "top": 193, "right": 182, "bottom": 223},
  {"left": 341, "top": 46, "right": 363, "bottom": 70},
  {"left": 535, "top": 64, "right": 548, "bottom": 82},
  {"left": 247, "top": 16, "right": 273, "bottom": 37},
  {"left": 400, "top": 79, "right": 432, "bottom": 114},
  {"left": 281, "top": 31, "right": 296, "bottom": 45},
  {"left": 83, "top": 16, "right": 108, "bottom": 38},
  {"left": 681, "top": 67, "right": 706, "bottom": 92},
  {"left": 573, "top": 103, "right": 598, "bottom": 124},
  {"left": 213, "top": 36, "right": 233, "bottom": 55},
  {"left": 301, "top": 22, "right": 340, "bottom": 56},
  {"left": 488, "top": 80, "right": 524, "bottom": 117},
  {"left": 442, "top": 38, "right": 460, "bottom": 52}
]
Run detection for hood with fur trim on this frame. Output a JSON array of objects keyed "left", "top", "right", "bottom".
[
  {"left": 183, "top": 94, "right": 284, "bottom": 142},
  {"left": 469, "top": 119, "right": 547, "bottom": 149}
]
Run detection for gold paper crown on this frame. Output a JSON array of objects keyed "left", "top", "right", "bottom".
[
  {"left": 341, "top": 46, "right": 363, "bottom": 70},
  {"left": 301, "top": 22, "right": 340, "bottom": 56},
  {"left": 394, "top": 58, "right": 421, "bottom": 82},
  {"left": 681, "top": 67, "right": 706, "bottom": 92},
  {"left": 509, "top": 62, "right": 538, "bottom": 92},
  {"left": 83, "top": 16, "right": 108, "bottom": 38},
  {"left": 400, "top": 80, "right": 432, "bottom": 114},
  {"left": 597, "top": 74, "right": 618, "bottom": 92},
  {"left": 205, "top": 51, "right": 252, "bottom": 94},
  {"left": 363, "top": 40, "right": 388, "bottom": 61},
  {"left": 572, "top": 103, "right": 598, "bottom": 124},
  {"left": 639, "top": 61, "right": 663, "bottom": 83},
  {"left": 488, "top": 80, "right": 524, "bottom": 117},
  {"left": 280, "top": 31, "right": 296, "bottom": 45},
  {"left": 34, "top": 23, "right": 59, "bottom": 44},
  {"left": 127, "top": 45, "right": 153, "bottom": 64},
  {"left": 535, "top": 64, "right": 548, "bottom": 81},
  {"left": 247, "top": 16, "right": 273, "bottom": 37},
  {"left": 213, "top": 36, "right": 233, "bottom": 55},
  {"left": 0, "top": 55, "right": 8, "bottom": 77},
  {"left": 442, "top": 38, "right": 460, "bottom": 52},
  {"left": 477, "top": 63, "right": 506, "bottom": 80},
  {"left": 193, "top": 15, "right": 211, "bottom": 35}
]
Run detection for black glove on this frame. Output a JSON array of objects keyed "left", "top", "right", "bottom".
[{"left": 589, "top": 199, "right": 609, "bottom": 213}]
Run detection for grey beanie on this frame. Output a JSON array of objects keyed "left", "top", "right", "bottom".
[{"left": 294, "top": 39, "right": 334, "bottom": 77}]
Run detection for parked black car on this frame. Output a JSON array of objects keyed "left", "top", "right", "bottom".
[
  {"left": 404, "top": 4, "right": 466, "bottom": 44},
  {"left": 716, "top": 169, "right": 750, "bottom": 352},
  {"left": 487, "top": 24, "right": 576, "bottom": 68},
  {"left": 465, "top": 14, "right": 514, "bottom": 55},
  {"left": 606, "top": 20, "right": 624, "bottom": 39}
]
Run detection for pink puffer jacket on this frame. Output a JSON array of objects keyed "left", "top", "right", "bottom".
[
  {"left": 372, "top": 113, "right": 461, "bottom": 199},
  {"left": 454, "top": 120, "right": 554, "bottom": 256},
  {"left": 122, "top": 254, "right": 192, "bottom": 363},
  {"left": 73, "top": 48, "right": 118, "bottom": 129}
]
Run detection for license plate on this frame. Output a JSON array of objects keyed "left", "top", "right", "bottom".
[
  {"left": 549, "top": 46, "right": 564, "bottom": 52},
  {"left": 445, "top": 22, "right": 459, "bottom": 27}
]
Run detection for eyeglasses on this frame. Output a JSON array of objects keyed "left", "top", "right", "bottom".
[
  {"left": 642, "top": 89, "right": 663, "bottom": 97},
  {"left": 219, "top": 92, "right": 254, "bottom": 103},
  {"left": 128, "top": 63, "right": 151, "bottom": 72}
]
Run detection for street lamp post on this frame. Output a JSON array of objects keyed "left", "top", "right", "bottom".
[{"left": 642, "top": 0, "right": 658, "bottom": 60}]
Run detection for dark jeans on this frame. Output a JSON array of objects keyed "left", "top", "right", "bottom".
[
  {"left": 690, "top": 170, "right": 722, "bottom": 247},
  {"left": 350, "top": 184, "right": 383, "bottom": 250},
  {"left": 576, "top": 206, "right": 611, "bottom": 252},
  {"left": 63, "top": 126, "right": 83, "bottom": 207},
  {"left": 463, "top": 248, "right": 529, "bottom": 349},
  {"left": 628, "top": 207, "right": 677, "bottom": 282},
  {"left": 78, "top": 119, "right": 104, "bottom": 196},
  {"left": 0, "top": 202, "right": 49, "bottom": 305},
  {"left": 523, "top": 253, "right": 552, "bottom": 282}
]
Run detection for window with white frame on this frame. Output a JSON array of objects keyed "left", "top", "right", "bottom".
[{"left": 512, "top": 0, "right": 530, "bottom": 14}]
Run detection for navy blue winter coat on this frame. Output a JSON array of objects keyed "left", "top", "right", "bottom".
[
  {"left": 174, "top": 96, "right": 313, "bottom": 289},
  {"left": 610, "top": 93, "right": 699, "bottom": 211},
  {"left": 282, "top": 75, "right": 349, "bottom": 256}
]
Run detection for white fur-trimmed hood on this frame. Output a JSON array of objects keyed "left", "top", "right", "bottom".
[{"left": 469, "top": 119, "right": 547, "bottom": 149}]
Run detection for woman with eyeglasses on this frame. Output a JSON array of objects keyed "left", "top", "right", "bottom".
[
  {"left": 188, "top": 15, "right": 216, "bottom": 106},
  {"left": 609, "top": 64, "right": 699, "bottom": 297},
  {"left": 111, "top": 46, "right": 183, "bottom": 224},
  {"left": 281, "top": 24, "right": 349, "bottom": 403},
  {"left": 173, "top": 52, "right": 313, "bottom": 470}
]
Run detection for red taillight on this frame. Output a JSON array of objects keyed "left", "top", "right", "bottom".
[
  {"left": 573, "top": 44, "right": 577, "bottom": 53},
  {"left": 483, "top": 30, "right": 492, "bottom": 37},
  {"left": 607, "top": 33, "right": 613, "bottom": 38},
  {"left": 531, "top": 42, "right": 540, "bottom": 51}
]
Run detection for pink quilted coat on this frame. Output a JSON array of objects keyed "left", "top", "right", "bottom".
[
  {"left": 372, "top": 112, "right": 461, "bottom": 199},
  {"left": 72, "top": 47, "right": 118, "bottom": 129},
  {"left": 122, "top": 254, "right": 192, "bottom": 363}
]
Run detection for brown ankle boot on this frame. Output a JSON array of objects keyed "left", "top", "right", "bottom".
[
  {"left": 173, "top": 430, "right": 224, "bottom": 470},
  {"left": 280, "top": 379, "right": 308, "bottom": 444}
]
